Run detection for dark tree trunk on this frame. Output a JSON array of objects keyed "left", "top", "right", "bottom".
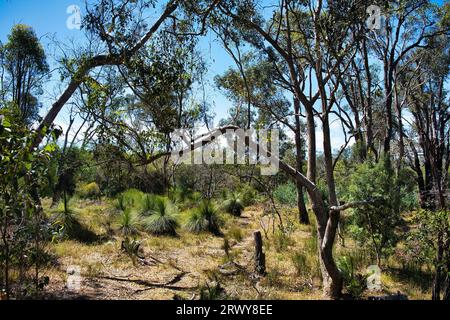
[{"left": 254, "top": 231, "right": 266, "bottom": 275}]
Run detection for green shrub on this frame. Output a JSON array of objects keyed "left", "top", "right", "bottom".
[
  {"left": 239, "top": 184, "right": 257, "bottom": 207},
  {"left": 140, "top": 194, "right": 158, "bottom": 216},
  {"left": 223, "top": 193, "right": 244, "bottom": 217},
  {"left": 121, "top": 237, "right": 142, "bottom": 265},
  {"left": 199, "top": 282, "right": 226, "bottom": 300},
  {"left": 118, "top": 208, "right": 140, "bottom": 236},
  {"left": 55, "top": 209, "right": 98, "bottom": 243},
  {"left": 273, "top": 182, "right": 297, "bottom": 206},
  {"left": 143, "top": 197, "right": 179, "bottom": 236},
  {"left": 76, "top": 182, "right": 101, "bottom": 199},
  {"left": 347, "top": 158, "right": 401, "bottom": 264},
  {"left": 122, "top": 188, "right": 145, "bottom": 207},
  {"left": 115, "top": 194, "right": 127, "bottom": 211},
  {"left": 186, "top": 201, "right": 222, "bottom": 235},
  {"left": 169, "top": 186, "right": 192, "bottom": 204},
  {"left": 337, "top": 256, "right": 367, "bottom": 299},
  {"left": 115, "top": 188, "right": 145, "bottom": 211}
]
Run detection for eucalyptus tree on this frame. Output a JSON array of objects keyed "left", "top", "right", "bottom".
[
  {"left": 31, "top": 0, "right": 222, "bottom": 150},
  {"left": 0, "top": 25, "right": 49, "bottom": 125},
  {"left": 213, "top": 0, "right": 371, "bottom": 298},
  {"left": 365, "top": 0, "right": 449, "bottom": 157},
  {"left": 403, "top": 34, "right": 450, "bottom": 299}
]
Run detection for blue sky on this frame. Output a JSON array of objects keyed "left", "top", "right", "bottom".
[
  {"left": 0, "top": 0, "right": 235, "bottom": 136},
  {"left": 0, "top": 0, "right": 446, "bottom": 151}
]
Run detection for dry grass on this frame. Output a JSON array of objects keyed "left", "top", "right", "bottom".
[{"left": 39, "top": 198, "right": 432, "bottom": 300}]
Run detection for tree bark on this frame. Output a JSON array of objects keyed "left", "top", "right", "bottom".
[{"left": 254, "top": 231, "right": 266, "bottom": 275}]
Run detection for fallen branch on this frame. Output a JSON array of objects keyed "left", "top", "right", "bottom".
[
  {"left": 95, "top": 272, "right": 194, "bottom": 293},
  {"left": 329, "top": 200, "right": 377, "bottom": 212}
]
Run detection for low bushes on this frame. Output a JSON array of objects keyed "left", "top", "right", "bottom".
[
  {"left": 76, "top": 182, "right": 101, "bottom": 200},
  {"left": 185, "top": 201, "right": 222, "bottom": 235}
]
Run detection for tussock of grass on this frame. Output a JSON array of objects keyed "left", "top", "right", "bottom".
[
  {"left": 118, "top": 208, "right": 140, "bottom": 236},
  {"left": 143, "top": 197, "right": 179, "bottom": 236},
  {"left": 186, "top": 201, "right": 222, "bottom": 235},
  {"left": 227, "top": 226, "right": 244, "bottom": 242},
  {"left": 223, "top": 193, "right": 244, "bottom": 217}
]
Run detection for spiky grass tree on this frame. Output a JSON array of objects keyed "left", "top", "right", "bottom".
[
  {"left": 140, "top": 194, "right": 158, "bottom": 216},
  {"left": 223, "top": 193, "right": 244, "bottom": 217},
  {"left": 143, "top": 197, "right": 179, "bottom": 236},
  {"left": 118, "top": 208, "right": 140, "bottom": 237},
  {"left": 186, "top": 201, "right": 222, "bottom": 235}
]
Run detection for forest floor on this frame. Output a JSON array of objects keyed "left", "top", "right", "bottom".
[{"left": 39, "top": 198, "right": 431, "bottom": 300}]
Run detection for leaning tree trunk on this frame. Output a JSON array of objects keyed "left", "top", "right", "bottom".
[
  {"left": 278, "top": 159, "right": 343, "bottom": 299},
  {"left": 311, "top": 191, "right": 343, "bottom": 299},
  {"left": 293, "top": 98, "right": 309, "bottom": 224}
]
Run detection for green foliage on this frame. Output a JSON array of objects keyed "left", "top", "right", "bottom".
[
  {"left": 0, "top": 107, "right": 57, "bottom": 298},
  {"left": 143, "top": 197, "right": 179, "bottom": 236},
  {"left": 115, "top": 189, "right": 145, "bottom": 211},
  {"left": 273, "top": 181, "right": 297, "bottom": 206},
  {"left": 407, "top": 209, "right": 450, "bottom": 268},
  {"left": 2, "top": 24, "right": 49, "bottom": 125},
  {"left": 121, "top": 237, "right": 142, "bottom": 265},
  {"left": 199, "top": 281, "right": 226, "bottom": 300},
  {"left": 346, "top": 159, "right": 401, "bottom": 264},
  {"left": 337, "top": 256, "right": 367, "bottom": 299},
  {"left": 118, "top": 209, "right": 140, "bottom": 237},
  {"left": 239, "top": 184, "right": 258, "bottom": 207},
  {"left": 76, "top": 182, "right": 101, "bottom": 200},
  {"left": 140, "top": 194, "right": 158, "bottom": 216},
  {"left": 291, "top": 252, "right": 309, "bottom": 277},
  {"left": 223, "top": 192, "right": 244, "bottom": 217},
  {"left": 186, "top": 201, "right": 222, "bottom": 235}
]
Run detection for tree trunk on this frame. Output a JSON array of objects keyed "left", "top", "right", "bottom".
[
  {"left": 293, "top": 98, "right": 309, "bottom": 224},
  {"left": 254, "top": 231, "right": 266, "bottom": 275}
]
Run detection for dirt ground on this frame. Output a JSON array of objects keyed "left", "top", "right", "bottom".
[{"left": 39, "top": 199, "right": 430, "bottom": 300}]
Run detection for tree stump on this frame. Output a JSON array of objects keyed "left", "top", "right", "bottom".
[{"left": 254, "top": 231, "right": 266, "bottom": 275}]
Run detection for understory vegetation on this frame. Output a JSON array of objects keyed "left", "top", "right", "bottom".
[{"left": 1, "top": 0, "right": 449, "bottom": 300}]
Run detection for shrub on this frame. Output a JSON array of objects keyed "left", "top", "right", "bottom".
[
  {"left": 223, "top": 193, "right": 244, "bottom": 217},
  {"left": 55, "top": 209, "right": 98, "bottom": 243},
  {"left": 347, "top": 159, "right": 401, "bottom": 265},
  {"left": 121, "top": 188, "right": 145, "bottom": 208},
  {"left": 337, "top": 256, "right": 367, "bottom": 299},
  {"left": 76, "top": 182, "right": 101, "bottom": 199},
  {"left": 140, "top": 194, "right": 158, "bottom": 216},
  {"left": 273, "top": 182, "right": 297, "bottom": 206},
  {"left": 118, "top": 209, "right": 140, "bottom": 236},
  {"left": 169, "top": 186, "right": 192, "bottom": 204},
  {"left": 143, "top": 197, "right": 179, "bottom": 236},
  {"left": 291, "top": 249, "right": 321, "bottom": 280},
  {"left": 186, "top": 201, "right": 222, "bottom": 235},
  {"left": 115, "top": 188, "right": 145, "bottom": 211},
  {"left": 239, "top": 184, "right": 257, "bottom": 207},
  {"left": 199, "top": 281, "right": 226, "bottom": 300},
  {"left": 115, "top": 194, "right": 127, "bottom": 211}
]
